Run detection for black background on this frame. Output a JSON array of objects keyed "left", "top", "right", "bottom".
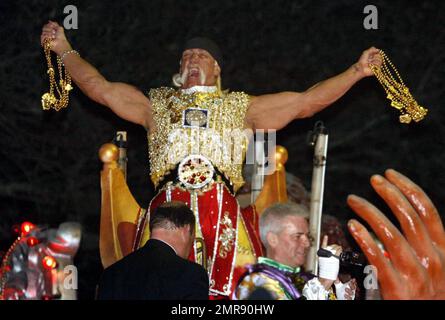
[{"left": 0, "top": 0, "right": 443, "bottom": 299}]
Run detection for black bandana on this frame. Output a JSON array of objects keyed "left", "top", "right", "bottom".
[{"left": 183, "top": 37, "right": 223, "bottom": 67}]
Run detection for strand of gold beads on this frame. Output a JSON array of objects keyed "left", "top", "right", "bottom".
[
  {"left": 41, "top": 38, "right": 73, "bottom": 111},
  {"left": 369, "top": 49, "right": 428, "bottom": 124}
]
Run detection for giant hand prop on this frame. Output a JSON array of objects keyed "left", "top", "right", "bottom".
[{"left": 347, "top": 169, "right": 445, "bottom": 299}]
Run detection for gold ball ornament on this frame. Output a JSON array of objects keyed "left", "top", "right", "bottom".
[
  {"left": 275, "top": 145, "right": 288, "bottom": 165},
  {"left": 99, "top": 143, "right": 119, "bottom": 163}
]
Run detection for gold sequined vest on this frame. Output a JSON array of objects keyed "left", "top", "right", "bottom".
[{"left": 147, "top": 87, "right": 250, "bottom": 193}]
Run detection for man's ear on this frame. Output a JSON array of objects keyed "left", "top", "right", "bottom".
[
  {"left": 266, "top": 232, "right": 278, "bottom": 249},
  {"left": 189, "top": 224, "right": 195, "bottom": 237},
  {"left": 184, "top": 224, "right": 194, "bottom": 239}
]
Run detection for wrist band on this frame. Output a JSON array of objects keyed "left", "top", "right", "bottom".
[{"left": 60, "top": 50, "right": 80, "bottom": 65}]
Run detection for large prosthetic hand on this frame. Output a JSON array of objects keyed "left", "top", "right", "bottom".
[{"left": 347, "top": 169, "right": 445, "bottom": 299}]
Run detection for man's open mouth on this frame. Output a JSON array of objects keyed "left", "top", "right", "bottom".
[{"left": 189, "top": 68, "right": 200, "bottom": 77}]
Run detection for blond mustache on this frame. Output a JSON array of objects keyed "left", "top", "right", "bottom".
[{"left": 179, "top": 66, "right": 207, "bottom": 86}]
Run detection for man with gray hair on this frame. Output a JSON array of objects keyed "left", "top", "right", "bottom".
[{"left": 233, "top": 202, "right": 356, "bottom": 300}]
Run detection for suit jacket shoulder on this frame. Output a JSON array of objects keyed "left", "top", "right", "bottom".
[{"left": 97, "top": 239, "right": 209, "bottom": 300}]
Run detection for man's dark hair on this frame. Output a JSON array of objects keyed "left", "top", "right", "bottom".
[{"left": 149, "top": 201, "right": 195, "bottom": 234}]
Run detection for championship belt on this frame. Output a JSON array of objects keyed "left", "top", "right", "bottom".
[
  {"left": 183, "top": 108, "right": 210, "bottom": 128},
  {"left": 177, "top": 155, "right": 215, "bottom": 189},
  {"left": 177, "top": 105, "right": 215, "bottom": 189}
]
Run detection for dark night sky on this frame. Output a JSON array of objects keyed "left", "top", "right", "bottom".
[{"left": 0, "top": 0, "right": 444, "bottom": 299}]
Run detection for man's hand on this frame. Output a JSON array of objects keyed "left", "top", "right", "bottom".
[
  {"left": 353, "top": 46, "right": 383, "bottom": 78},
  {"left": 40, "top": 20, "right": 72, "bottom": 55},
  {"left": 334, "top": 278, "right": 357, "bottom": 300},
  {"left": 347, "top": 169, "right": 445, "bottom": 299}
]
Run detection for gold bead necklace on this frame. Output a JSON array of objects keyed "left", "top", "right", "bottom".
[
  {"left": 370, "top": 50, "right": 428, "bottom": 124},
  {"left": 41, "top": 38, "right": 73, "bottom": 111}
]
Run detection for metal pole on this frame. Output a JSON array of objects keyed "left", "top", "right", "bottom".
[
  {"left": 251, "top": 130, "right": 265, "bottom": 203},
  {"left": 115, "top": 131, "right": 128, "bottom": 180},
  {"left": 305, "top": 122, "right": 328, "bottom": 274}
]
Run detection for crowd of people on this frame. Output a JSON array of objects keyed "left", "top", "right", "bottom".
[{"left": 96, "top": 170, "right": 445, "bottom": 300}]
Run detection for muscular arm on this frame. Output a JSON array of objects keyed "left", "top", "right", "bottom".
[
  {"left": 64, "top": 52, "right": 153, "bottom": 128},
  {"left": 41, "top": 21, "right": 153, "bottom": 130},
  {"left": 245, "top": 47, "right": 382, "bottom": 130}
]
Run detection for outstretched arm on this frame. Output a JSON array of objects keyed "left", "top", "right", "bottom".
[
  {"left": 41, "top": 21, "right": 153, "bottom": 130},
  {"left": 245, "top": 47, "right": 382, "bottom": 130}
]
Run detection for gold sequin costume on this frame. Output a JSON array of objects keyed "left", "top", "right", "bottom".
[
  {"left": 148, "top": 87, "right": 250, "bottom": 193},
  {"left": 140, "top": 86, "right": 263, "bottom": 298}
]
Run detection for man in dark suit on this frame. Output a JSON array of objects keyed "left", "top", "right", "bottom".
[{"left": 96, "top": 201, "right": 209, "bottom": 300}]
